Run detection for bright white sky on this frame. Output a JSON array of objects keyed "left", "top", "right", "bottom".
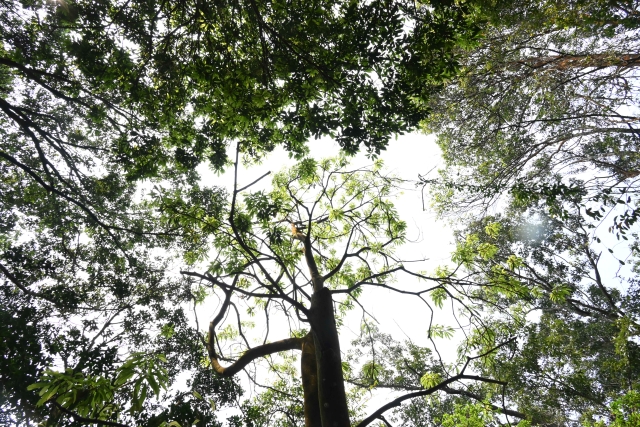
[
  {"left": 191, "top": 127, "right": 633, "bottom": 421},
  {"left": 197, "top": 130, "right": 459, "bottom": 346},
  {"left": 193, "top": 131, "right": 464, "bottom": 418}
]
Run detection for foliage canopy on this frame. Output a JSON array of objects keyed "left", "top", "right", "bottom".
[{"left": 2, "top": 0, "right": 640, "bottom": 426}]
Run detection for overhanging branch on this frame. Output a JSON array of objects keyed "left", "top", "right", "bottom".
[
  {"left": 355, "top": 374, "right": 507, "bottom": 427},
  {"left": 210, "top": 337, "right": 303, "bottom": 377}
]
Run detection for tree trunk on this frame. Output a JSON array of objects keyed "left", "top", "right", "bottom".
[
  {"left": 301, "top": 333, "right": 322, "bottom": 427},
  {"left": 292, "top": 224, "right": 350, "bottom": 426},
  {"left": 308, "top": 288, "right": 350, "bottom": 427},
  {"left": 516, "top": 53, "right": 640, "bottom": 70}
]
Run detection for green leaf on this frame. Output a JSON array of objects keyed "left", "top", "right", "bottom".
[
  {"left": 361, "top": 361, "right": 382, "bottom": 385},
  {"left": 36, "top": 384, "right": 60, "bottom": 407},
  {"left": 147, "top": 373, "right": 160, "bottom": 396},
  {"left": 477, "top": 242, "right": 498, "bottom": 260},
  {"left": 506, "top": 255, "right": 523, "bottom": 270},
  {"left": 549, "top": 285, "right": 571, "bottom": 303},
  {"left": 430, "top": 324, "right": 455, "bottom": 339},
  {"left": 420, "top": 372, "right": 442, "bottom": 389},
  {"left": 26, "top": 383, "right": 48, "bottom": 391},
  {"left": 484, "top": 222, "right": 501, "bottom": 238},
  {"left": 431, "top": 288, "right": 447, "bottom": 309}
]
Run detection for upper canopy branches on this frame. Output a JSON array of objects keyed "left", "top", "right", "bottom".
[
  {"left": 186, "top": 155, "right": 409, "bottom": 321},
  {"left": 1, "top": 0, "right": 481, "bottom": 185}
]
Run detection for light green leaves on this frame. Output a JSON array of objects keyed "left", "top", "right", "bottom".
[
  {"left": 342, "top": 361, "right": 352, "bottom": 379},
  {"left": 362, "top": 361, "right": 382, "bottom": 387},
  {"left": 295, "top": 158, "right": 319, "bottom": 185},
  {"left": 419, "top": 372, "right": 442, "bottom": 389},
  {"left": 452, "top": 234, "right": 480, "bottom": 266},
  {"left": 431, "top": 287, "right": 448, "bottom": 309},
  {"left": 430, "top": 324, "right": 455, "bottom": 339},
  {"left": 484, "top": 222, "right": 501, "bottom": 238},
  {"left": 453, "top": 233, "right": 499, "bottom": 265},
  {"left": 217, "top": 324, "right": 239, "bottom": 340},
  {"left": 434, "top": 265, "right": 453, "bottom": 279},
  {"left": 549, "top": 284, "right": 572, "bottom": 303},
  {"left": 328, "top": 208, "right": 345, "bottom": 221},
  {"left": 506, "top": 254, "right": 523, "bottom": 270},
  {"left": 477, "top": 242, "right": 498, "bottom": 260},
  {"left": 440, "top": 403, "right": 493, "bottom": 427}
]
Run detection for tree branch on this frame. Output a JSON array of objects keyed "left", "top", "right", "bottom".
[
  {"left": 291, "top": 224, "right": 323, "bottom": 292},
  {"left": 209, "top": 337, "right": 303, "bottom": 377},
  {"left": 52, "top": 402, "right": 129, "bottom": 427},
  {"left": 355, "top": 374, "right": 507, "bottom": 427},
  {"left": 0, "top": 261, "right": 57, "bottom": 303},
  {"left": 441, "top": 386, "right": 526, "bottom": 419}
]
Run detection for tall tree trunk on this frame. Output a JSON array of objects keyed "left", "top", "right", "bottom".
[
  {"left": 516, "top": 53, "right": 640, "bottom": 70},
  {"left": 309, "top": 288, "right": 350, "bottom": 427},
  {"left": 301, "top": 333, "right": 322, "bottom": 427},
  {"left": 293, "top": 224, "right": 350, "bottom": 427}
]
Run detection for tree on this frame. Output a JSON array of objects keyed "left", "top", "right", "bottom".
[
  {"left": 177, "top": 152, "right": 507, "bottom": 427},
  {"left": 7, "top": 152, "right": 511, "bottom": 427},
  {"left": 0, "top": 0, "right": 484, "bottom": 425},
  {"left": 436, "top": 202, "right": 640, "bottom": 426},
  {"left": 422, "top": 0, "right": 640, "bottom": 238},
  {"left": 415, "top": 5, "right": 640, "bottom": 421}
]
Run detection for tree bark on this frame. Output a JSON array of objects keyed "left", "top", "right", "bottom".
[
  {"left": 516, "top": 53, "right": 640, "bottom": 70},
  {"left": 292, "top": 223, "right": 351, "bottom": 426},
  {"left": 301, "top": 333, "right": 322, "bottom": 427},
  {"left": 309, "top": 288, "right": 350, "bottom": 427}
]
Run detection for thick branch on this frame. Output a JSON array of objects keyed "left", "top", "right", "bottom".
[
  {"left": 187, "top": 273, "right": 304, "bottom": 377},
  {"left": 441, "top": 386, "right": 526, "bottom": 419},
  {"left": 291, "top": 224, "right": 323, "bottom": 292},
  {"left": 210, "top": 337, "right": 303, "bottom": 377},
  {"left": 355, "top": 374, "right": 507, "bottom": 427}
]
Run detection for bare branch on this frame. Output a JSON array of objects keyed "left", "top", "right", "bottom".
[
  {"left": 237, "top": 171, "right": 272, "bottom": 193},
  {"left": 355, "top": 374, "right": 507, "bottom": 427},
  {"left": 210, "top": 337, "right": 303, "bottom": 377}
]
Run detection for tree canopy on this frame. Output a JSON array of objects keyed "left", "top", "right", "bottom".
[
  {"left": 423, "top": 0, "right": 640, "bottom": 233},
  {"left": 2, "top": 0, "right": 640, "bottom": 427},
  {"left": 418, "top": 0, "right": 640, "bottom": 426}
]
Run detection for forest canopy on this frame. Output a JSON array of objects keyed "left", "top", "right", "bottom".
[{"left": 1, "top": 0, "right": 639, "bottom": 427}]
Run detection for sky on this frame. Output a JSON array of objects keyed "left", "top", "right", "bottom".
[
  {"left": 196, "top": 130, "right": 459, "bottom": 346},
  {"left": 182, "top": 121, "right": 635, "bottom": 421},
  {"left": 191, "top": 130, "right": 467, "bottom": 418}
]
